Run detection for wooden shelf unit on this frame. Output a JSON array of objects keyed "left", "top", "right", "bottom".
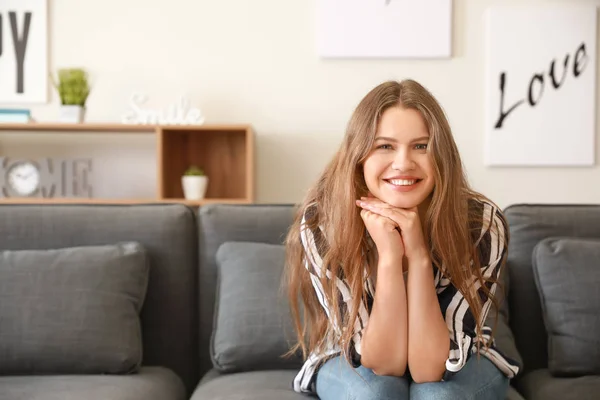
[{"left": 0, "top": 123, "right": 254, "bottom": 206}]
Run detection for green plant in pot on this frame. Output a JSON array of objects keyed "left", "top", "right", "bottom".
[
  {"left": 52, "top": 68, "right": 91, "bottom": 124},
  {"left": 182, "top": 165, "right": 209, "bottom": 200}
]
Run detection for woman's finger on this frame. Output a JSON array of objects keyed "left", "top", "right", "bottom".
[
  {"left": 357, "top": 199, "right": 391, "bottom": 212},
  {"left": 359, "top": 198, "right": 411, "bottom": 213},
  {"left": 359, "top": 197, "right": 388, "bottom": 208},
  {"left": 361, "top": 200, "right": 418, "bottom": 221},
  {"left": 360, "top": 209, "right": 370, "bottom": 219},
  {"left": 361, "top": 204, "right": 403, "bottom": 225},
  {"left": 357, "top": 199, "right": 402, "bottom": 216}
]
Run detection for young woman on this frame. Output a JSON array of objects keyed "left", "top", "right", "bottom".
[{"left": 285, "top": 80, "right": 520, "bottom": 399}]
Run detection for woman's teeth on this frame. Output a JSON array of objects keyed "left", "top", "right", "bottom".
[{"left": 388, "top": 179, "right": 418, "bottom": 186}]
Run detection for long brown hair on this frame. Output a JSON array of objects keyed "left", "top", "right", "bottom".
[{"left": 285, "top": 79, "right": 506, "bottom": 361}]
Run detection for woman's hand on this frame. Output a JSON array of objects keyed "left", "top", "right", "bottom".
[
  {"left": 358, "top": 206, "right": 404, "bottom": 262},
  {"left": 357, "top": 197, "right": 429, "bottom": 263}
]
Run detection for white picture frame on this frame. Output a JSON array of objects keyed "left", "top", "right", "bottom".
[
  {"left": 484, "top": 4, "right": 597, "bottom": 167},
  {"left": 0, "top": 0, "right": 48, "bottom": 103},
  {"left": 317, "top": 0, "right": 453, "bottom": 59}
]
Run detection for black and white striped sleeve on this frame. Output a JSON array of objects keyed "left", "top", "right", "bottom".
[
  {"left": 438, "top": 202, "right": 509, "bottom": 380},
  {"left": 299, "top": 207, "right": 370, "bottom": 366}
]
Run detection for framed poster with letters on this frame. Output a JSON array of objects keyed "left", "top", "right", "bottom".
[
  {"left": 0, "top": 0, "right": 48, "bottom": 103},
  {"left": 484, "top": 4, "right": 597, "bottom": 166},
  {"left": 316, "top": 0, "right": 453, "bottom": 59}
]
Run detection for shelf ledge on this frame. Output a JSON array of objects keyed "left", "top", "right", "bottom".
[
  {"left": 0, "top": 198, "right": 251, "bottom": 206},
  {"left": 0, "top": 122, "right": 252, "bottom": 132}
]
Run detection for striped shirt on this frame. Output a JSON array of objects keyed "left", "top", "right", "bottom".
[{"left": 292, "top": 198, "right": 521, "bottom": 394}]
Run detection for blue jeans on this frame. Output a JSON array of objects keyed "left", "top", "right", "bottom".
[{"left": 315, "top": 355, "right": 508, "bottom": 400}]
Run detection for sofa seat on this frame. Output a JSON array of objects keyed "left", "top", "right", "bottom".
[
  {"left": 518, "top": 369, "right": 600, "bottom": 400},
  {"left": 0, "top": 366, "right": 185, "bottom": 400},
  {"left": 506, "top": 386, "right": 526, "bottom": 400},
  {"left": 191, "top": 370, "right": 305, "bottom": 400},
  {"left": 193, "top": 368, "right": 527, "bottom": 400}
]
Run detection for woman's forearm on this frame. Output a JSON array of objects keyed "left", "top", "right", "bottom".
[
  {"left": 407, "top": 257, "right": 450, "bottom": 383},
  {"left": 361, "top": 255, "right": 408, "bottom": 376}
]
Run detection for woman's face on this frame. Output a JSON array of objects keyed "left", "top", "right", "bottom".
[{"left": 362, "top": 107, "right": 435, "bottom": 209}]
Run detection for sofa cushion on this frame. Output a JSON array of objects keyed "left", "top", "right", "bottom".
[
  {"left": 533, "top": 237, "right": 600, "bottom": 376},
  {"left": 506, "top": 386, "right": 526, "bottom": 400},
  {"left": 211, "top": 241, "right": 301, "bottom": 373},
  {"left": 0, "top": 204, "right": 199, "bottom": 394},
  {"left": 0, "top": 366, "right": 185, "bottom": 400},
  {"left": 518, "top": 368, "right": 600, "bottom": 400},
  {"left": 198, "top": 204, "right": 296, "bottom": 377},
  {"left": 191, "top": 370, "right": 305, "bottom": 400},
  {"left": 0, "top": 242, "right": 149, "bottom": 375}
]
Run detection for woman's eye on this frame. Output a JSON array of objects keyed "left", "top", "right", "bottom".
[
  {"left": 377, "top": 144, "right": 393, "bottom": 150},
  {"left": 415, "top": 143, "right": 428, "bottom": 150}
]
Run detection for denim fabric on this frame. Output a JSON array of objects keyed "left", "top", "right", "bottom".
[{"left": 315, "top": 355, "right": 508, "bottom": 400}]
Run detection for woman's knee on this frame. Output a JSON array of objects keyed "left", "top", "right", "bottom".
[
  {"left": 410, "top": 382, "right": 466, "bottom": 400},
  {"left": 410, "top": 370, "right": 508, "bottom": 400},
  {"left": 316, "top": 357, "right": 408, "bottom": 400},
  {"left": 413, "top": 356, "right": 508, "bottom": 400},
  {"left": 350, "top": 368, "right": 409, "bottom": 400}
]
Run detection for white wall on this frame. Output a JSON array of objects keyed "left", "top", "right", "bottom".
[{"left": 4, "top": 0, "right": 600, "bottom": 208}]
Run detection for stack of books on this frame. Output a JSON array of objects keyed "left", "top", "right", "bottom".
[{"left": 0, "top": 109, "right": 32, "bottom": 123}]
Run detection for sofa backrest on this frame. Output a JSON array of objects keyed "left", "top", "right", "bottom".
[
  {"left": 197, "top": 204, "right": 296, "bottom": 376},
  {"left": 0, "top": 204, "right": 199, "bottom": 394},
  {"left": 504, "top": 204, "right": 600, "bottom": 375}
]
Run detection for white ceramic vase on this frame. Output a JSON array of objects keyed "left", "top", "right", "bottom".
[
  {"left": 182, "top": 175, "right": 208, "bottom": 200},
  {"left": 59, "top": 105, "right": 86, "bottom": 124}
]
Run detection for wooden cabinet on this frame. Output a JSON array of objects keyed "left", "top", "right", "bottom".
[{"left": 0, "top": 123, "right": 254, "bottom": 205}]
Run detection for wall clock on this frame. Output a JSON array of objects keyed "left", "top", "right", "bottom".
[{"left": 6, "top": 160, "right": 41, "bottom": 196}]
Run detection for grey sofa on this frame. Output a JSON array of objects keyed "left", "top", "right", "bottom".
[
  {"left": 503, "top": 204, "right": 600, "bottom": 400},
  {"left": 0, "top": 203, "right": 597, "bottom": 400},
  {"left": 0, "top": 204, "right": 198, "bottom": 400}
]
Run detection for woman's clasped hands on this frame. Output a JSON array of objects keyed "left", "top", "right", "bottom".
[{"left": 356, "top": 196, "right": 429, "bottom": 264}]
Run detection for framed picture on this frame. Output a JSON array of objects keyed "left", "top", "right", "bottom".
[
  {"left": 484, "top": 4, "right": 597, "bottom": 166},
  {"left": 316, "top": 0, "right": 453, "bottom": 58},
  {"left": 0, "top": 0, "right": 48, "bottom": 103}
]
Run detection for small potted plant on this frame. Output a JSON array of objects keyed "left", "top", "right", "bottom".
[
  {"left": 182, "top": 165, "right": 208, "bottom": 200},
  {"left": 52, "top": 68, "right": 91, "bottom": 123}
]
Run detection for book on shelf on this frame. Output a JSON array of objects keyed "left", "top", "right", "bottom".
[{"left": 0, "top": 109, "right": 32, "bottom": 123}]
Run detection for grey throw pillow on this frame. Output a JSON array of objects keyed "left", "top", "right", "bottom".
[
  {"left": 211, "top": 241, "right": 302, "bottom": 373},
  {"left": 533, "top": 237, "right": 600, "bottom": 376},
  {"left": 0, "top": 242, "right": 149, "bottom": 375}
]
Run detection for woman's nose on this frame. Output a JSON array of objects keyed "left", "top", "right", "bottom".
[{"left": 391, "top": 148, "right": 416, "bottom": 171}]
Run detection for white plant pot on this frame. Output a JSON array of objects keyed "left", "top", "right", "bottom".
[
  {"left": 182, "top": 175, "right": 208, "bottom": 200},
  {"left": 59, "top": 105, "right": 86, "bottom": 124}
]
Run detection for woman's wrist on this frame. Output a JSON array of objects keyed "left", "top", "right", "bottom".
[
  {"left": 409, "top": 253, "right": 432, "bottom": 270},
  {"left": 377, "top": 253, "right": 403, "bottom": 269}
]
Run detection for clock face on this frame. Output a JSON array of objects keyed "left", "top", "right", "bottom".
[{"left": 7, "top": 162, "right": 41, "bottom": 196}]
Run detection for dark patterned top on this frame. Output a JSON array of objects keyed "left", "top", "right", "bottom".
[{"left": 292, "top": 198, "right": 521, "bottom": 394}]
